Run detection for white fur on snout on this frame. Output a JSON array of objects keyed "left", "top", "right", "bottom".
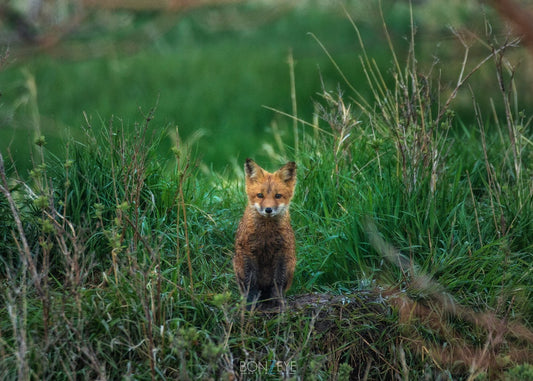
[{"left": 253, "top": 203, "right": 287, "bottom": 217}]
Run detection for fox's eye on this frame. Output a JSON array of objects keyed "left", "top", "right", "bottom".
[
  {"left": 257, "top": 193, "right": 264, "bottom": 198},
  {"left": 275, "top": 193, "right": 282, "bottom": 199}
]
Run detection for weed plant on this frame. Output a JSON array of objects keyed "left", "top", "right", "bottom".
[{"left": 1, "top": 12, "right": 533, "bottom": 381}]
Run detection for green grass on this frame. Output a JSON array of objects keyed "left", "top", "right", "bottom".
[
  {"left": 0, "top": 5, "right": 378, "bottom": 174},
  {"left": 2, "top": 1, "right": 530, "bottom": 176},
  {"left": 1, "top": 2, "right": 533, "bottom": 380},
  {"left": 1, "top": 70, "right": 532, "bottom": 380}
]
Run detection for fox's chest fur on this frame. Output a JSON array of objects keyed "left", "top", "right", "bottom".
[{"left": 235, "top": 207, "right": 295, "bottom": 267}]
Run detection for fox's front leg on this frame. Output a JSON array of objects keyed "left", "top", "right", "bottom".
[
  {"left": 268, "top": 259, "right": 293, "bottom": 308},
  {"left": 277, "top": 255, "right": 295, "bottom": 292},
  {"left": 234, "top": 256, "right": 260, "bottom": 307}
]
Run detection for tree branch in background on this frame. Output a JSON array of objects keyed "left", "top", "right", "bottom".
[
  {"left": 0, "top": 4, "right": 38, "bottom": 43},
  {"left": 490, "top": 0, "right": 533, "bottom": 53},
  {"left": 0, "top": 2, "right": 86, "bottom": 49},
  {"left": 0, "top": 0, "right": 245, "bottom": 51},
  {"left": 82, "top": 0, "right": 244, "bottom": 11}
]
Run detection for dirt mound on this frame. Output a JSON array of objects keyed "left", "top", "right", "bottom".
[{"left": 246, "top": 290, "right": 533, "bottom": 380}]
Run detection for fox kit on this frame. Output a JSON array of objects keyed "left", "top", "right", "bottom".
[{"left": 233, "top": 158, "right": 297, "bottom": 309}]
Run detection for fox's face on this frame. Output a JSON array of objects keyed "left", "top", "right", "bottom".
[{"left": 244, "top": 158, "right": 296, "bottom": 218}]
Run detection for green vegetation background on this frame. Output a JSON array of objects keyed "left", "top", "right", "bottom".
[
  {"left": 2, "top": 1, "right": 529, "bottom": 172},
  {"left": 1, "top": 1, "right": 532, "bottom": 379}
]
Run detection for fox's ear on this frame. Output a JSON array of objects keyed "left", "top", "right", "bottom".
[
  {"left": 278, "top": 161, "right": 297, "bottom": 183},
  {"left": 244, "top": 158, "right": 264, "bottom": 181}
]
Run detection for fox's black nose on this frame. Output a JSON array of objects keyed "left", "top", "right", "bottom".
[{"left": 265, "top": 207, "right": 273, "bottom": 214}]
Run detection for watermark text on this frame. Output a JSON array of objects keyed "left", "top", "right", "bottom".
[{"left": 240, "top": 360, "right": 297, "bottom": 376}]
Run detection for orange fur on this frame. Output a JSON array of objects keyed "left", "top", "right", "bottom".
[{"left": 233, "top": 158, "right": 297, "bottom": 308}]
